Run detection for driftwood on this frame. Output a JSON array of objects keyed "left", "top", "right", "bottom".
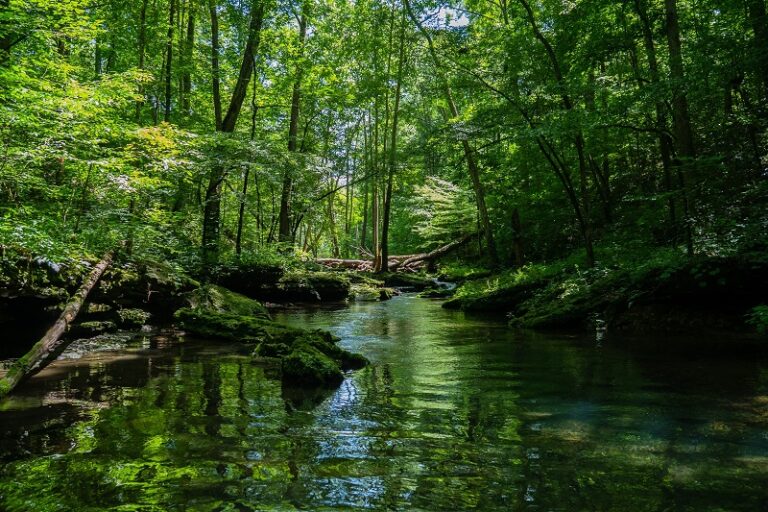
[
  {"left": 0, "top": 248, "right": 116, "bottom": 399},
  {"left": 389, "top": 232, "right": 479, "bottom": 271},
  {"left": 316, "top": 232, "right": 479, "bottom": 272}
]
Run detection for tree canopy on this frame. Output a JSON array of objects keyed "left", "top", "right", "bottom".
[{"left": 1, "top": 0, "right": 766, "bottom": 270}]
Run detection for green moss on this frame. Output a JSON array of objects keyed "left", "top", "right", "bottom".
[
  {"left": 380, "top": 272, "right": 437, "bottom": 290},
  {"left": 69, "top": 320, "right": 118, "bottom": 337},
  {"left": 174, "top": 302, "right": 369, "bottom": 388},
  {"left": 186, "top": 284, "right": 270, "bottom": 319},
  {"left": 279, "top": 271, "right": 351, "bottom": 301},
  {"left": 418, "top": 288, "right": 455, "bottom": 299},
  {"left": 351, "top": 284, "right": 382, "bottom": 301},
  {"left": 281, "top": 340, "right": 344, "bottom": 387},
  {"left": 117, "top": 308, "right": 151, "bottom": 328},
  {"left": 174, "top": 308, "right": 296, "bottom": 343}
]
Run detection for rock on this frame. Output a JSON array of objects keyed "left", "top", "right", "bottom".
[
  {"left": 276, "top": 271, "right": 351, "bottom": 302},
  {"left": 185, "top": 284, "right": 270, "bottom": 319},
  {"left": 117, "top": 308, "right": 151, "bottom": 328},
  {"left": 67, "top": 320, "right": 118, "bottom": 338},
  {"left": 92, "top": 259, "right": 198, "bottom": 320},
  {"left": 419, "top": 288, "right": 453, "bottom": 299},
  {"left": 379, "top": 272, "right": 439, "bottom": 291},
  {"left": 174, "top": 285, "right": 368, "bottom": 388}
]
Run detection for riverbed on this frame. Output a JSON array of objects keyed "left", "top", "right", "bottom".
[{"left": 1, "top": 294, "right": 767, "bottom": 511}]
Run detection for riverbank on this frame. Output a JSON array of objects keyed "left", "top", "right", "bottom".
[
  {"left": 443, "top": 250, "right": 768, "bottom": 336},
  {"left": 0, "top": 250, "right": 391, "bottom": 391}
]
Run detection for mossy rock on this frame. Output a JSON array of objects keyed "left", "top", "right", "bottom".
[
  {"left": 174, "top": 304, "right": 369, "bottom": 388},
  {"left": 186, "top": 284, "right": 270, "bottom": 319},
  {"left": 68, "top": 320, "right": 118, "bottom": 338},
  {"left": 277, "top": 271, "right": 351, "bottom": 302},
  {"left": 444, "top": 280, "right": 546, "bottom": 313},
  {"left": 281, "top": 340, "right": 345, "bottom": 387},
  {"left": 347, "top": 273, "right": 385, "bottom": 287},
  {"left": 212, "top": 261, "right": 285, "bottom": 297},
  {"left": 351, "top": 284, "right": 382, "bottom": 301},
  {"left": 117, "top": 308, "right": 151, "bottom": 328},
  {"left": 379, "top": 287, "right": 397, "bottom": 301},
  {"left": 174, "top": 308, "right": 296, "bottom": 343},
  {"left": 380, "top": 272, "right": 437, "bottom": 291},
  {"left": 93, "top": 260, "right": 198, "bottom": 320},
  {"left": 418, "top": 288, "right": 455, "bottom": 299}
]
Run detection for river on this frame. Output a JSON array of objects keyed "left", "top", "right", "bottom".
[{"left": 1, "top": 294, "right": 767, "bottom": 511}]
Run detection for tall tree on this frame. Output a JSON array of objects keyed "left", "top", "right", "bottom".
[
  {"left": 201, "top": 0, "right": 266, "bottom": 266},
  {"left": 664, "top": 0, "right": 695, "bottom": 256},
  {"left": 379, "top": 9, "right": 406, "bottom": 273},
  {"left": 404, "top": 0, "right": 499, "bottom": 266},
  {"left": 279, "top": 11, "right": 308, "bottom": 243},
  {"left": 164, "top": 0, "right": 177, "bottom": 122}
]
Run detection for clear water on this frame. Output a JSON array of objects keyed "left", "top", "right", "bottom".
[{"left": 1, "top": 295, "right": 767, "bottom": 511}]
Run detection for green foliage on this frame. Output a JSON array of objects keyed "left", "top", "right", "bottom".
[{"left": 747, "top": 305, "right": 768, "bottom": 335}]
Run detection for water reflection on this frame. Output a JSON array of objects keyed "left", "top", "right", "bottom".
[{"left": 0, "top": 295, "right": 767, "bottom": 511}]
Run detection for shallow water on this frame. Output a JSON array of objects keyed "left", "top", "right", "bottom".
[{"left": 1, "top": 295, "right": 767, "bottom": 511}]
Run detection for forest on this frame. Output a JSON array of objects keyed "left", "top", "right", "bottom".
[{"left": 1, "top": 0, "right": 768, "bottom": 510}]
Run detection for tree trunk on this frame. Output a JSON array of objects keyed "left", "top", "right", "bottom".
[
  {"left": 664, "top": 0, "right": 695, "bottom": 256},
  {"left": 278, "top": 14, "right": 307, "bottom": 243},
  {"left": 0, "top": 0, "right": 14, "bottom": 65},
  {"left": 201, "top": 0, "right": 265, "bottom": 267},
  {"left": 517, "top": 0, "right": 594, "bottom": 267},
  {"left": 136, "top": 0, "right": 149, "bottom": 123},
  {"left": 209, "top": 0, "right": 222, "bottom": 130},
  {"left": 634, "top": 0, "right": 678, "bottom": 242},
  {"left": 221, "top": 1, "right": 264, "bottom": 132},
  {"left": 182, "top": 0, "right": 195, "bottom": 116},
  {"left": 389, "top": 232, "right": 480, "bottom": 270},
  {"left": 379, "top": 10, "right": 406, "bottom": 273},
  {"left": 511, "top": 207, "right": 524, "bottom": 267},
  {"left": 404, "top": 0, "right": 498, "bottom": 266},
  {"left": 0, "top": 249, "right": 115, "bottom": 398},
  {"left": 747, "top": 0, "right": 768, "bottom": 96},
  {"left": 164, "top": 0, "right": 176, "bottom": 122}
]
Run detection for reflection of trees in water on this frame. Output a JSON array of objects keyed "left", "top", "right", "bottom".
[{"left": 2, "top": 299, "right": 768, "bottom": 511}]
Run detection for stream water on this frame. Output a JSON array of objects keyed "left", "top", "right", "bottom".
[{"left": 1, "top": 295, "right": 767, "bottom": 511}]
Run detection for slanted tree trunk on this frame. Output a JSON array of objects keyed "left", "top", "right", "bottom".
[
  {"left": 517, "top": 0, "right": 594, "bottom": 267},
  {"left": 278, "top": 13, "right": 307, "bottom": 243},
  {"left": 0, "top": 249, "right": 115, "bottom": 398},
  {"left": 389, "top": 232, "right": 480, "bottom": 271}
]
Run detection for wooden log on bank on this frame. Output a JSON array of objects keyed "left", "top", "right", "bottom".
[
  {"left": 0, "top": 249, "right": 116, "bottom": 399},
  {"left": 315, "top": 233, "right": 479, "bottom": 273},
  {"left": 389, "top": 232, "right": 479, "bottom": 271}
]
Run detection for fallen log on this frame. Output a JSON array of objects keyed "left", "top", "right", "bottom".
[
  {"left": 0, "top": 248, "right": 116, "bottom": 399},
  {"left": 316, "top": 257, "right": 422, "bottom": 271},
  {"left": 389, "top": 232, "right": 479, "bottom": 271}
]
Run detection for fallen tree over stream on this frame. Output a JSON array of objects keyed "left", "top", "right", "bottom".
[
  {"left": 0, "top": 249, "right": 116, "bottom": 398},
  {"left": 316, "top": 232, "right": 480, "bottom": 272}
]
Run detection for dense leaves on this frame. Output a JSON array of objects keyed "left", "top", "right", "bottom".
[{"left": 0, "top": 0, "right": 765, "bottom": 271}]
